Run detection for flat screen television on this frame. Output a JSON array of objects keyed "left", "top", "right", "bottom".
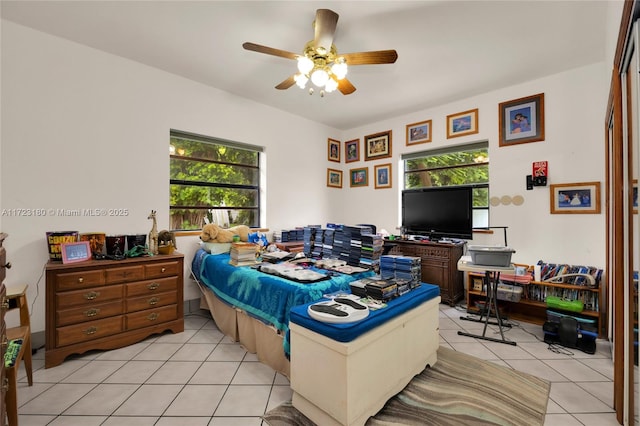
[{"left": 401, "top": 186, "right": 473, "bottom": 241}]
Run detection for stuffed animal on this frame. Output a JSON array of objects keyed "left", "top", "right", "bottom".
[
  {"left": 200, "top": 224, "right": 251, "bottom": 243},
  {"left": 158, "top": 230, "right": 176, "bottom": 249}
]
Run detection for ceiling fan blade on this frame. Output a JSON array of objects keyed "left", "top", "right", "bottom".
[
  {"left": 341, "top": 50, "right": 398, "bottom": 65},
  {"left": 242, "top": 42, "right": 298, "bottom": 60},
  {"left": 337, "top": 78, "right": 356, "bottom": 95},
  {"left": 314, "top": 9, "right": 339, "bottom": 54},
  {"left": 275, "top": 75, "right": 296, "bottom": 90}
]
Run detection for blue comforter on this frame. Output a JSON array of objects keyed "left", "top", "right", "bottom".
[{"left": 192, "top": 248, "right": 374, "bottom": 356}]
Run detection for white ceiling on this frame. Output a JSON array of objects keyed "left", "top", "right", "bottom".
[{"left": 1, "top": 0, "right": 610, "bottom": 130}]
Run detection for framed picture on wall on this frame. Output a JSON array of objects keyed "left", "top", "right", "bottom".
[
  {"left": 550, "top": 181, "right": 601, "bottom": 214},
  {"left": 328, "top": 138, "right": 340, "bottom": 162},
  {"left": 498, "top": 93, "right": 545, "bottom": 147},
  {"left": 374, "top": 163, "right": 392, "bottom": 189},
  {"left": 446, "top": 109, "right": 478, "bottom": 139},
  {"left": 327, "top": 168, "right": 342, "bottom": 188},
  {"left": 364, "top": 130, "right": 392, "bottom": 161},
  {"left": 345, "top": 139, "right": 360, "bottom": 163},
  {"left": 406, "top": 120, "right": 432, "bottom": 145},
  {"left": 350, "top": 167, "right": 368, "bottom": 187}
]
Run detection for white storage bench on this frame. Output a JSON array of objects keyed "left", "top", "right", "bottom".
[{"left": 289, "top": 284, "right": 441, "bottom": 426}]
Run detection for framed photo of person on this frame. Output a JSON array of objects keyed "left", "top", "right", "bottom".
[
  {"left": 364, "top": 130, "right": 392, "bottom": 161},
  {"left": 498, "top": 93, "right": 545, "bottom": 147},
  {"left": 327, "top": 168, "right": 343, "bottom": 188},
  {"left": 406, "top": 120, "right": 432, "bottom": 145},
  {"left": 550, "top": 181, "right": 601, "bottom": 214},
  {"left": 350, "top": 167, "right": 368, "bottom": 187},
  {"left": 328, "top": 138, "right": 340, "bottom": 162},
  {"left": 374, "top": 163, "right": 392, "bottom": 189},
  {"left": 345, "top": 139, "right": 360, "bottom": 163},
  {"left": 446, "top": 109, "right": 478, "bottom": 139},
  {"left": 60, "top": 241, "right": 92, "bottom": 264}
]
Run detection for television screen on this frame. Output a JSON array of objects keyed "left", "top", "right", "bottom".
[{"left": 401, "top": 186, "right": 473, "bottom": 240}]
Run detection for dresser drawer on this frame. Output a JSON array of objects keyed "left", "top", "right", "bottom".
[
  {"left": 106, "top": 265, "right": 144, "bottom": 284},
  {"left": 56, "top": 300, "right": 124, "bottom": 327},
  {"left": 56, "top": 270, "right": 105, "bottom": 290},
  {"left": 145, "top": 261, "right": 179, "bottom": 279},
  {"left": 127, "top": 277, "right": 178, "bottom": 297},
  {"left": 57, "top": 316, "right": 124, "bottom": 347},
  {"left": 126, "top": 305, "right": 177, "bottom": 331},
  {"left": 57, "top": 285, "right": 124, "bottom": 309},
  {"left": 126, "top": 291, "right": 177, "bottom": 313}
]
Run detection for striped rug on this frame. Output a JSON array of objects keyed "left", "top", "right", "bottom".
[{"left": 263, "top": 346, "right": 550, "bottom": 426}]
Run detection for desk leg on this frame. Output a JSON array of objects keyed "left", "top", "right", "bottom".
[{"left": 458, "top": 271, "right": 516, "bottom": 346}]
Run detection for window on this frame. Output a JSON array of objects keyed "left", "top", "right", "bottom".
[
  {"left": 402, "top": 141, "right": 489, "bottom": 228},
  {"left": 169, "top": 130, "right": 262, "bottom": 231}
]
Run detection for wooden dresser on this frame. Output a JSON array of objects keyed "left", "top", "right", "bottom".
[
  {"left": 0, "top": 233, "right": 8, "bottom": 425},
  {"left": 45, "top": 253, "right": 184, "bottom": 368},
  {"left": 387, "top": 239, "right": 465, "bottom": 306}
]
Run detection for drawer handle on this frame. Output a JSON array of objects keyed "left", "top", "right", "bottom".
[
  {"left": 148, "top": 297, "right": 159, "bottom": 305},
  {"left": 84, "top": 291, "right": 100, "bottom": 300},
  {"left": 84, "top": 326, "right": 98, "bottom": 335},
  {"left": 84, "top": 308, "right": 100, "bottom": 317},
  {"left": 161, "top": 267, "right": 166, "bottom": 273},
  {"left": 2, "top": 378, "right": 8, "bottom": 392},
  {"left": 78, "top": 277, "right": 84, "bottom": 283},
  {"left": 147, "top": 312, "right": 159, "bottom": 321},
  {"left": 147, "top": 282, "right": 160, "bottom": 290}
]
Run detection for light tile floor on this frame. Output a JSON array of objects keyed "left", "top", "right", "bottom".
[{"left": 13, "top": 305, "right": 627, "bottom": 426}]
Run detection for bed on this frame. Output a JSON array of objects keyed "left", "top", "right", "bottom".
[{"left": 191, "top": 248, "right": 374, "bottom": 377}]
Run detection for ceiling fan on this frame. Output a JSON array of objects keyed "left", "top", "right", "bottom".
[{"left": 242, "top": 9, "right": 398, "bottom": 96}]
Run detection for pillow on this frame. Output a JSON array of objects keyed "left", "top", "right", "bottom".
[{"left": 200, "top": 242, "right": 232, "bottom": 254}]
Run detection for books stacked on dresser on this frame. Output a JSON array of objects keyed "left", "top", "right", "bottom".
[{"left": 229, "top": 242, "right": 258, "bottom": 266}]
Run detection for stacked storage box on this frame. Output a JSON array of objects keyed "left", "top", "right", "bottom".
[{"left": 380, "top": 255, "right": 421, "bottom": 295}]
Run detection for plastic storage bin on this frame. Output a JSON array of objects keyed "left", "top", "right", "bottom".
[
  {"left": 496, "top": 283, "right": 523, "bottom": 302},
  {"left": 468, "top": 245, "right": 515, "bottom": 267}
]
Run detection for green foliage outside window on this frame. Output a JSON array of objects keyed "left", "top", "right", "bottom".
[{"left": 169, "top": 136, "right": 260, "bottom": 231}]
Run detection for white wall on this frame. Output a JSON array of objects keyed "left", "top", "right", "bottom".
[
  {"left": 0, "top": 18, "right": 611, "bottom": 337},
  {"left": 0, "top": 21, "right": 340, "bottom": 334},
  {"left": 335, "top": 62, "right": 609, "bottom": 267}
]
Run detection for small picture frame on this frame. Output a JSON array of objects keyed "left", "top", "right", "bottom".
[
  {"left": 350, "top": 167, "right": 368, "bottom": 187},
  {"left": 60, "top": 241, "right": 92, "bottom": 264},
  {"left": 633, "top": 179, "right": 638, "bottom": 214},
  {"left": 498, "top": 93, "right": 545, "bottom": 147},
  {"left": 374, "top": 163, "right": 392, "bottom": 189},
  {"left": 364, "top": 130, "right": 392, "bottom": 161},
  {"left": 406, "top": 119, "right": 432, "bottom": 145},
  {"left": 550, "top": 181, "right": 601, "bottom": 214},
  {"left": 345, "top": 139, "right": 360, "bottom": 163},
  {"left": 328, "top": 138, "right": 340, "bottom": 163},
  {"left": 327, "top": 168, "right": 343, "bottom": 188},
  {"left": 446, "top": 109, "right": 478, "bottom": 139}
]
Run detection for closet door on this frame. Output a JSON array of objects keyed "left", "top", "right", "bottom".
[{"left": 608, "top": 4, "right": 638, "bottom": 423}]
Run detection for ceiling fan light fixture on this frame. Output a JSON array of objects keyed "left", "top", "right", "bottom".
[
  {"left": 331, "top": 60, "right": 347, "bottom": 80},
  {"left": 297, "top": 56, "right": 314, "bottom": 74},
  {"left": 310, "top": 68, "right": 329, "bottom": 87},
  {"left": 294, "top": 73, "right": 308, "bottom": 89},
  {"left": 325, "top": 78, "right": 338, "bottom": 93}
]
